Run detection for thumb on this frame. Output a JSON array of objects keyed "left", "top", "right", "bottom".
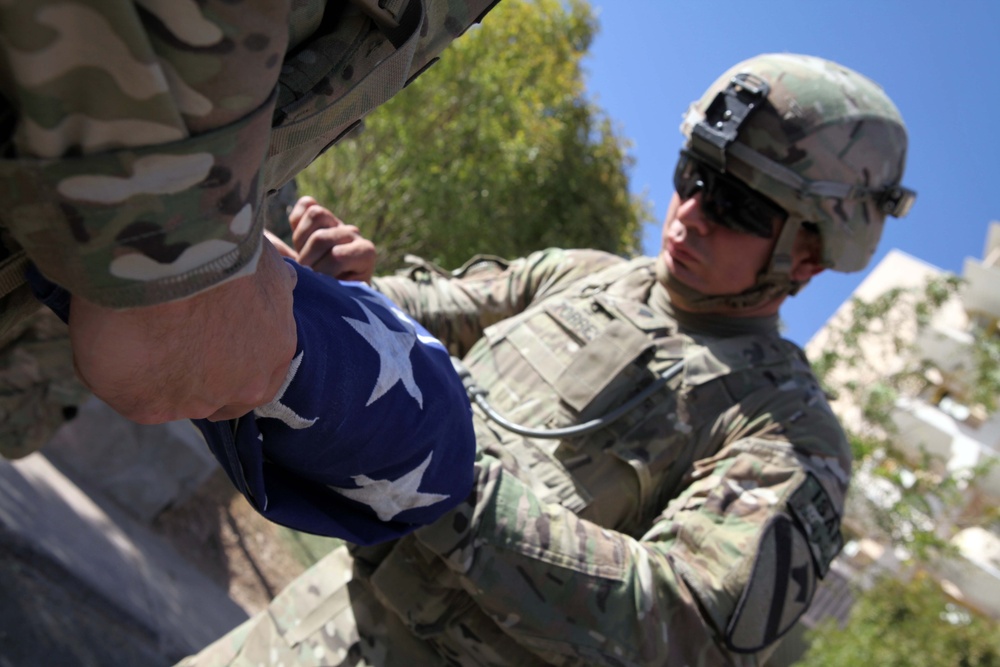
[{"left": 264, "top": 230, "right": 298, "bottom": 261}]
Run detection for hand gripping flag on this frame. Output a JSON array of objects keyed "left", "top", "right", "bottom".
[
  {"left": 25, "top": 259, "right": 475, "bottom": 544},
  {"left": 193, "top": 261, "right": 476, "bottom": 544}
]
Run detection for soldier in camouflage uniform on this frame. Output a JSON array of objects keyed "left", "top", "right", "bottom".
[
  {"left": 179, "top": 53, "right": 916, "bottom": 665},
  {"left": 0, "top": 0, "right": 500, "bottom": 453}
]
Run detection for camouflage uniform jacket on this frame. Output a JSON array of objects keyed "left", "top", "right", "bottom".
[
  {"left": 357, "top": 248, "right": 850, "bottom": 665},
  {"left": 180, "top": 248, "right": 851, "bottom": 666},
  {"left": 0, "top": 0, "right": 498, "bottom": 317},
  {"left": 0, "top": 0, "right": 498, "bottom": 460}
]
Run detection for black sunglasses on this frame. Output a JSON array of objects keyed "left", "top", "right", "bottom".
[{"left": 673, "top": 151, "right": 786, "bottom": 238}]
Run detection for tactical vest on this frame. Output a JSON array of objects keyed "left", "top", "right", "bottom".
[
  {"left": 463, "top": 258, "right": 809, "bottom": 531},
  {"left": 357, "top": 257, "right": 820, "bottom": 662}
]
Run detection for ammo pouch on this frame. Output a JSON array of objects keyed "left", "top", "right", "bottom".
[{"left": 473, "top": 270, "right": 684, "bottom": 527}]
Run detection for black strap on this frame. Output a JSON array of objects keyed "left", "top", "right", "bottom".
[{"left": 689, "top": 72, "right": 770, "bottom": 172}]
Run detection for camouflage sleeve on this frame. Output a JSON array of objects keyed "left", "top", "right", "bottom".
[
  {"left": 415, "top": 429, "right": 850, "bottom": 665},
  {"left": 0, "top": 1, "right": 292, "bottom": 307},
  {"left": 373, "top": 248, "right": 624, "bottom": 358}
]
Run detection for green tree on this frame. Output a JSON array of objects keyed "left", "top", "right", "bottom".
[
  {"left": 295, "top": 0, "right": 650, "bottom": 272},
  {"left": 800, "top": 574, "right": 1000, "bottom": 667},
  {"left": 809, "top": 274, "right": 998, "bottom": 560},
  {"left": 800, "top": 273, "right": 1000, "bottom": 664}
]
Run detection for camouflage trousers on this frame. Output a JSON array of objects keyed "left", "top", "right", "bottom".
[{"left": 176, "top": 546, "right": 444, "bottom": 667}]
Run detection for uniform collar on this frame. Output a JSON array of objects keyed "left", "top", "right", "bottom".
[{"left": 649, "top": 280, "right": 780, "bottom": 338}]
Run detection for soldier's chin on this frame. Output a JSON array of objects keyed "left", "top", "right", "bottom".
[
  {"left": 655, "top": 253, "right": 715, "bottom": 312},
  {"left": 655, "top": 252, "right": 696, "bottom": 291}
]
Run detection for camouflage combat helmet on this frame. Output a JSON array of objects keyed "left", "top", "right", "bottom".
[{"left": 670, "top": 53, "right": 915, "bottom": 310}]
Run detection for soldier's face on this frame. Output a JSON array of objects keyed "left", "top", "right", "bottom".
[{"left": 660, "top": 191, "right": 781, "bottom": 308}]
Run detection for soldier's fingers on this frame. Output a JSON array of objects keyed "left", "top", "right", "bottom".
[
  {"left": 313, "top": 254, "right": 372, "bottom": 283},
  {"left": 298, "top": 226, "right": 358, "bottom": 268},
  {"left": 291, "top": 205, "right": 345, "bottom": 254},
  {"left": 288, "top": 196, "right": 319, "bottom": 232},
  {"left": 313, "top": 236, "right": 376, "bottom": 283}
]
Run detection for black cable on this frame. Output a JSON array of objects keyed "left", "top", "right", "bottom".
[{"left": 451, "top": 357, "right": 685, "bottom": 439}]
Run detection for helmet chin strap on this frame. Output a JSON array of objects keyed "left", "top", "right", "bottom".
[{"left": 657, "top": 217, "right": 806, "bottom": 313}]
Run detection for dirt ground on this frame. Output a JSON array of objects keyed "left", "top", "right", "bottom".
[{"left": 150, "top": 469, "right": 340, "bottom": 615}]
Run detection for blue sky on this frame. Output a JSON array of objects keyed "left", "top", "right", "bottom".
[{"left": 582, "top": 1, "right": 1000, "bottom": 346}]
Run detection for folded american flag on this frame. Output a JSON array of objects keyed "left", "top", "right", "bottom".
[
  {"left": 25, "top": 258, "right": 474, "bottom": 544},
  {"left": 193, "top": 261, "right": 476, "bottom": 544}
]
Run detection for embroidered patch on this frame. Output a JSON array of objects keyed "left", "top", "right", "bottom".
[
  {"left": 725, "top": 515, "right": 816, "bottom": 653},
  {"left": 545, "top": 299, "right": 603, "bottom": 344},
  {"left": 787, "top": 473, "right": 843, "bottom": 578}
]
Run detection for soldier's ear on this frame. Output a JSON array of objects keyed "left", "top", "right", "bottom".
[{"left": 790, "top": 224, "right": 825, "bottom": 283}]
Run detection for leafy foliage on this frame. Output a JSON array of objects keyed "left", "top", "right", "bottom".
[
  {"left": 971, "top": 324, "right": 1000, "bottom": 412},
  {"left": 805, "top": 271, "right": 1000, "bottom": 662},
  {"left": 809, "top": 275, "right": 986, "bottom": 560},
  {"left": 800, "top": 574, "right": 1000, "bottom": 667},
  {"left": 295, "top": 0, "right": 650, "bottom": 273}
]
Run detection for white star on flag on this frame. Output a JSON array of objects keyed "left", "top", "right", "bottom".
[
  {"left": 361, "top": 294, "right": 442, "bottom": 348},
  {"left": 344, "top": 299, "right": 423, "bottom": 408},
  {"left": 329, "top": 452, "right": 449, "bottom": 521},
  {"left": 253, "top": 351, "right": 318, "bottom": 429}
]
